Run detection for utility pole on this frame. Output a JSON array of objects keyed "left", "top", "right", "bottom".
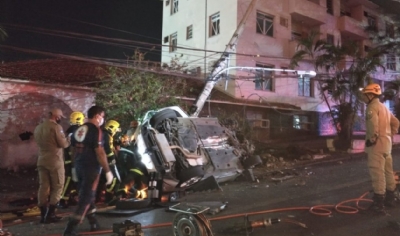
[{"left": 190, "top": 0, "right": 259, "bottom": 117}]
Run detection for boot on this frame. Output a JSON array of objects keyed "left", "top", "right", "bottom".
[
  {"left": 63, "top": 217, "right": 79, "bottom": 236},
  {"left": 44, "top": 204, "right": 63, "bottom": 223},
  {"left": 39, "top": 206, "right": 47, "bottom": 224},
  {"left": 384, "top": 190, "right": 397, "bottom": 208},
  {"left": 368, "top": 193, "right": 386, "bottom": 215},
  {"left": 86, "top": 213, "right": 100, "bottom": 232}
]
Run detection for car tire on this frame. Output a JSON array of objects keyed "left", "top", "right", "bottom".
[
  {"left": 242, "top": 155, "right": 262, "bottom": 169},
  {"left": 176, "top": 166, "right": 204, "bottom": 188},
  {"left": 115, "top": 198, "right": 151, "bottom": 210},
  {"left": 150, "top": 109, "right": 178, "bottom": 128}
]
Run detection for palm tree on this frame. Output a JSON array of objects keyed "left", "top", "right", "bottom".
[{"left": 290, "top": 31, "right": 386, "bottom": 149}]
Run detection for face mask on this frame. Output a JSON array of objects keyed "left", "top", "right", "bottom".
[{"left": 98, "top": 116, "right": 104, "bottom": 126}]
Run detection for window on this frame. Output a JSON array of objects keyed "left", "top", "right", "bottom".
[
  {"left": 171, "top": 0, "right": 178, "bottom": 15},
  {"left": 326, "top": 34, "right": 334, "bottom": 45},
  {"left": 186, "top": 25, "right": 193, "bottom": 40},
  {"left": 293, "top": 115, "right": 311, "bottom": 130},
  {"left": 164, "top": 36, "right": 169, "bottom": 43},
  {"left": 256, "top": 12, "right": 274, "bottom": 37},
  {"left": 291, "top": 31, "right": 302, "bottom": 40},
  {"left": 169, "top": 32, "right": 177, "bottom": 52},
  {"left": 365, "top": 13, "right": 377, "bottom": 31},
  {"left": 254, "top": 63, "right": 274, "bottom": 91},
  {"left": 386, "top": 22, "right": 395, "bottom": 38},
  {"left": 326, "top": 0, "right": 333, "bottom": 15},
  {"left": 387, "top": 53, "right": 396, "bottom": 71},
  {"left": 280, "top": 17, "right": 288, "bottom": 28},
  {"left": 298, "top": 76, "right": 313, "bottom": 97},
  {"left": 209, "top": 12, "right": 220, "bottom": 37}
]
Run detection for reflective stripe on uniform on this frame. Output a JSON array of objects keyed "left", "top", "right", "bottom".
[
  {"left": 65, "top": 160, "right": 72, "bottom": 164},
  {"left": 106, "top": 178, "right": 117, "bottom": 192},
  {"left": 61, "top": 176, "right": 71, "bottom": 198},
  {"left": 107, "top": 152, "right": 114, "bottom": 157},
  {"left": 129, "top": 168, "right": 144, "bottom": 176}
]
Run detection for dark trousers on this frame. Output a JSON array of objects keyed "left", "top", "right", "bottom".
[{"left": 74, "top": 166, "right": 100, "bottom": 221}]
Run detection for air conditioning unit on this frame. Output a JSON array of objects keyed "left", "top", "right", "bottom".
[{"left": 250, "top": 119, "right": 270, "bottom": 128}]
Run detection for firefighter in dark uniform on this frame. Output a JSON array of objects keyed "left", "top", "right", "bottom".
[
  {"left": 115, "top": 135, "right": 149, "bottom": 199},
  {"left": 59, "top": 111, "right": 85, "bottom": 208},
  {"left": 63, "top": 106, "right": 113, "bottom": 236},
  {"left": 96, "top": 119, "right": 121, "bottom": 203}
]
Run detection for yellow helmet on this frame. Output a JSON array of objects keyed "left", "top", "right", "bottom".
[
  {"left": 361, "top": 83, "right": 381, "bottom": 95},
  {"left": 105, "top": 120, "right": 121, "bottom": 136},
  {"left": 69, "top": 111, "right": 85, "bottom": 125}
]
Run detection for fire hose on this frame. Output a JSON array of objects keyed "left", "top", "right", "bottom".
[{"left": 2, "top": 191, "right": 378, "bottom": 236}]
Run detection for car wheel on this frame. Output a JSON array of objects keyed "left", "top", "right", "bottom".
[
  {"left": 115, "top": 198, "right": 151, "bottom": 210},
  {"left": 150, "top": 109, "right": 177, "bottom": 128},
  {"left": 242, "top": 155, "right": 262, "bottom": 169},
  {"left": 176, "top": 166, "right": 204, "bottom": 188}
]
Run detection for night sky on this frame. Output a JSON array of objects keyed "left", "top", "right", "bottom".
[{"left": 0, "top": 0, "right": 163, "bottom": 62}]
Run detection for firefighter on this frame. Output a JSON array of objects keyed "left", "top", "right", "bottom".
[
  {"left": 115, "top": 135, "right": 148, "bottom": 199},
  {"left": 126, "top": 120, "right": 138, "bottom": 143},
  {"left": 361, "top": 83, "right": 400, "bottom": 214},
  {"left": 96, "top": 119, "right": 121, "bottom": 203},
  {"left": 59, "top": 111, "right": 85, "bottom": 208}
]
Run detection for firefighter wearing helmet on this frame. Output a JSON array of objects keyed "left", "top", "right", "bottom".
[
  {"left": 361, "top": 83, "right": 399, "bottom": 214},
  {"left": 96, "top": 119, "right": 122, "bottom": 204},
  {"left": 59, "top": 111, "right": 85, "bottom": 208}
]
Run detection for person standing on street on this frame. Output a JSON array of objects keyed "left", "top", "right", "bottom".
[
  {"left": 63, "top": 106, "right": 113, "bottom": 236},
  {"left": 361, "top": 83, "right": 399, "bottom": 214},
  {"left": 59, "top": 111, "right": 85, "bottom": 208},
  {"left": 34, "top": 108, "right": 71, "bottom": 224}
]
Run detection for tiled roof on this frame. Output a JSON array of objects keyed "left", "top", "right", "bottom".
[
  {"left": 0, "top": 58, "right": 107, "bottom": 86},
  {"left": 0, "top": 58, "right": 300, "bottom": 110}
]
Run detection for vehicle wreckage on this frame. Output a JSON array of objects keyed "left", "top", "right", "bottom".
[{"left": 115, "top": 106, "right": 262, "bottom": 208}]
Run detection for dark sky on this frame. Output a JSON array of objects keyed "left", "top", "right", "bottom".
[{"left": 0, "top": 0, "right": 163, "bottom": 62}]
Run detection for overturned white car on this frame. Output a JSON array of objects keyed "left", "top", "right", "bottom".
[{"left": 125, "top": 106, "right": 261, "bottom": 201}]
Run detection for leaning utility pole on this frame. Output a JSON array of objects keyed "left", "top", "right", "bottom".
[{"left": 190, "top": 0, "right": 259, "bottom": 117}]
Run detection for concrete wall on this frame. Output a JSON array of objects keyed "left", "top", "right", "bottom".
[{"left": 0, "top": 78, "right": 95, "bottom": 170}]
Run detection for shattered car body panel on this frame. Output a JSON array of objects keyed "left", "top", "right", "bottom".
[{"left": 130, "top": 106, "right": 259, "bottom": 199}]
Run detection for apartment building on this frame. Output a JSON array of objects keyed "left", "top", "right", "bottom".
[{"left": 161, "top": 0, "right": 398, "bottom": 137}]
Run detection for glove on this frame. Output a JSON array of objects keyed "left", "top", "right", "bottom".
[
  {"left": 105, "top": 171, "right": 114, "bottom": 185},
  {"left": 71, "top": 168, "right": 78, "bottom": 182}
]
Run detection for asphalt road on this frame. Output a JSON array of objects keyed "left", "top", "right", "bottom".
[{"left": 3, "top": 149, "right": 400, "bottom": 236}]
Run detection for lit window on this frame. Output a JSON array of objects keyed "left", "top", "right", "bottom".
[
  {"left": 254, "top": 64, "right": 274, "bottom": 91},
  {"left": 298, "top": 76, "right": 313, "bottom": 97},
  {"left": 169, "top": 32, "right": 177, "bottom": 52},
  {"left": 171, "top": 0, "right": 178, "bottom": 15},
  {"left": 209, "top": 12, "right": 220, "bottom": 37},
  {"left": 186, "top": 25, "right": 193, "bottom": 40},
  {"left": 256, "top": 12, "right": 274, "bottom": 37}
]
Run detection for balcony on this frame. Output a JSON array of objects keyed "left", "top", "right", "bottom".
[
  {"left": 344, "top": 0, "right": 379, "bottom": 9},
  {"left": 288, "top": 0, "right": 327, "bottom": 26},
  {"left": 337, "top": 16, "right": 367, "bottom": 40}
]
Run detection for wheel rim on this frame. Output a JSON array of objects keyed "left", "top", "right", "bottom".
[{"left": 173, "top": 213, "right": 205, "bottom": 236}]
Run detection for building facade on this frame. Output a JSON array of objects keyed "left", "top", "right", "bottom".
[{"left": 161, "top": 0, "right": 399, "bottom": 136}]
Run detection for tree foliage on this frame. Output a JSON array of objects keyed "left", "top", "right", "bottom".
[
  {"left": 290, "top": 30, "right": 388, "bottom": 149},
  {"left": 95, "top": 53, "right": 188, "bottom": 128}
]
